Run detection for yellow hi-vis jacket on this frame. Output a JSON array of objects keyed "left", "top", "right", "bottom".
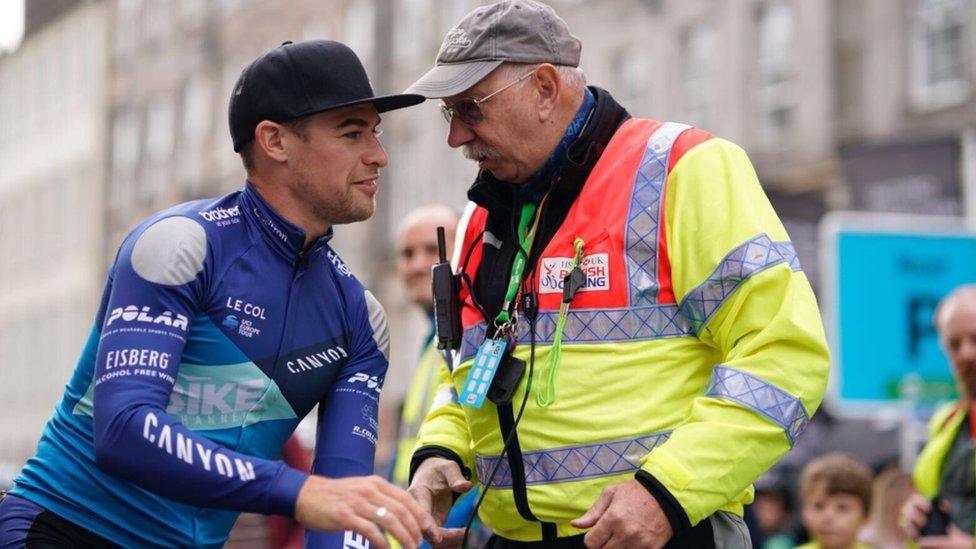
[
  {"left": 415, "top": 118, "right": 830, "bottom": 541},
  {"left": 912, "top": 402, "right": 976, "bottom": 537},
  {"left": 913, "top": 403, "right": 967, "bottom": 500},
  {"left": 393, "top": 341, "right": 449, "bottom": 487}
]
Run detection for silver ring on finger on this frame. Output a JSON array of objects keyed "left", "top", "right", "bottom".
[{"left": 373, "top": 506, "right": 388, "bottom": 522}]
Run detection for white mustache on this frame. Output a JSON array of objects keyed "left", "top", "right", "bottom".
[{"left": 462, "top": 142, "right": 502, "bottom": 161}]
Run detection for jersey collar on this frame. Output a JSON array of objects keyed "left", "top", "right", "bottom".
[{"left": 241, "top": 182, "right": 334, "bottom": 261}]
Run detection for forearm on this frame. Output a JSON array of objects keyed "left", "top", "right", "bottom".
[{"left": 94, "top": 400, "right": 307, "bottom": 516}]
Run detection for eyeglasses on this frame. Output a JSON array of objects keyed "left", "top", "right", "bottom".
[{"left": 439, "top": 70, "right": 535, "bottom": 126}]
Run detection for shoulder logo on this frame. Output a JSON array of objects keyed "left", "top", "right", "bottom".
[
  {"left": 442, "top": 27, "right": 472, "bottom": 50},
  {"left": 327, "top": 250, "right": 352, "bottom": 277},
  {"left": 198, "top": 205, "right": 240, "bottom": 227}
]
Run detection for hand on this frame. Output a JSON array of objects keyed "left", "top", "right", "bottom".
[
  {"left": 570, "top": 479, "right": 673, "bottom": 548},
  {"left": 900, "top": 492, "right": 931, "bottom": 538},
  {"left": 295, "top": 474, "right": 435, "bottom": 549},
  {"left": 408, "top": 457, "right": 472, "bottom": 547},
  {"left": 918, "top": 524, "right": 975, "bottom": 549}
]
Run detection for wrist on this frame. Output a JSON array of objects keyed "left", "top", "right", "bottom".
[
  {"left": 270, "top": 465, "right": 311, "bottom": 518},
  {"left": 634, "top": 470, "right": 690, "bottom": 535}
]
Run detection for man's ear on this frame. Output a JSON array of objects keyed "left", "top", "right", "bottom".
[
  {"left": 254, "top": 121, "right": 290, "bottom": 163},
  {"left": 533, "top": 64, "right": 560, "bottom": 122}
]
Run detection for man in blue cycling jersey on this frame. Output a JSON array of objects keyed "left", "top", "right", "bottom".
[{"left": 0, "top": 40, "right": 452, "bottom": 549}]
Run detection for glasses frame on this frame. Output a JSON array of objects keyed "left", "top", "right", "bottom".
[{"left": 440, "top": 70, "right": 536, "bottom": 125}]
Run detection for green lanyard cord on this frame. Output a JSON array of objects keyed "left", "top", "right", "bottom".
[
  {"left": 494, "top": 202, "right": 539, "bottom": 327},
  {"left": 536, "top": 237, "right": 585, "bottom": 408}
]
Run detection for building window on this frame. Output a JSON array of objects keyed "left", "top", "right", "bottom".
[
  {"left": 146, "top": 97, "right": 175, "bottom": 164},
  {"left": 911, "top": 0, "right": 970, "bottom": 110},
  {"left": 681, "top": 23, "right": 716, "bottom": 128},
  {"left": 613, "top": 45, "right": 646, "bottom": 110},
  {"left": 182, "top": 76, "right": 213, "bottom": 146},
  {"left": 756, "top": 0, "right": 795, "bottom": 144},
  {"left": 395, "top": 0, "right": 431, "bottom": 61},
  {"left": 343, "top": 0, "right": 374, "bottom": 66}
]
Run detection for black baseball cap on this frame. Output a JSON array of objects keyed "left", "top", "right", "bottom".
[{"left": 229, "top": 40, "right": 424, "bottom": 151}]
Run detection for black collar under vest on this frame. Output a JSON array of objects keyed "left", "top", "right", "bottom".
[{"left": 465, "top": 86, "right": 630, "bottom": 328}]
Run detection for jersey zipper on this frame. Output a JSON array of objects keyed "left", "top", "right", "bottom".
[{"left": 271, "top": 249, "right": 308, "bottom": 376}]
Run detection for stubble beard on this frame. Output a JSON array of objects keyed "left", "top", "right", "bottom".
[{"left": 293, "top": 163, "right": 375, "bottom": 227}]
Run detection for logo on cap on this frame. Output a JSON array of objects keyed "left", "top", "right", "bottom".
[{"left": 442, "top": 27, "right": 472, "bottom": 51}]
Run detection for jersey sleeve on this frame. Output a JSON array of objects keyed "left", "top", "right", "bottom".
[
  {"left": 92, "top": 216, "right": 308, "bottom": 517},
  {"left": 305, "top": 289, "right": 389, "bottom": 548},
  {"left": 638, "top": 138, "right": 830, "bottom": 525}
]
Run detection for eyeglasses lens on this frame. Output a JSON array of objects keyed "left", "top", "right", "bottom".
[{"left": 440, "top": 100, "right": 484, "bottom": 125}]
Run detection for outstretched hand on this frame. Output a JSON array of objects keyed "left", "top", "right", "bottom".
[
  {"left": 295, "top": 474, "right": 436, "bottom": 549},
  {"left": 408, "top": 457, "right": 473, "bottom": 547}
]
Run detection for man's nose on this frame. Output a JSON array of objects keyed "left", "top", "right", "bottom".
[
  {"left": 447, "top": 116, "right": 475, "bottom": 148},
  {"left": 364, "top": 136, "right": 389, "bottom": 168}
]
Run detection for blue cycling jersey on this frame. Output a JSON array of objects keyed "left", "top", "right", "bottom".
[{"left": 10, "top": 183, "right": 390, "bottom": 547}]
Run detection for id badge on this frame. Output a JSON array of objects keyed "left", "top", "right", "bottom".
[{"left": 459, "top": 337, "right": 508, "bottom": 408}]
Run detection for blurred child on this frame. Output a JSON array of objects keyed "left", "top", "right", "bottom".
[
  {"left": 796, "top": 453, "right": 876, "bottom": 549},
  {"left": 754, "top": 486, "right": 796, "bottom": 549},
  {"left": 859, "top": 465, "right": 912, "bottom": 549}
]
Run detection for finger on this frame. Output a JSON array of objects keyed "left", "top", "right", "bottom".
[
  {"left": 602, "top": 531, "right": 625, "bottom": 549},
  {"left": 380, "top": 497, "right": 424, "bottom": 546},
  {"left": 583, "top": 515, "right": 613, "bottom": 548},
  {"left": 379, "top": 478, "right": 438, "bottom": 532},
  {"left": 376, "top": 511, "right": 420, "bottom": 549},
  {"left": 409, "top": 483, "right": 436, "bottom": 516},
  {"left": 347, "top": 516, "right": 391, "bottom": 549},
  {"left": 440, "top": 463, "right": 473, "bottom": 492},
  {"left": 917, "top": 536, "right": 951, "bottom": 548},
  {"left": 359, "top": 498, "right": 421, "bottom": 549},
  {"left": 428, "top": 527, "right": 466, "bottom": 549},
  {"left": 572, "top": 489, "right": 614, "bottom": 528}
]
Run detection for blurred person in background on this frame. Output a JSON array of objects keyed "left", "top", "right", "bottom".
[
  {"left": 901, "top": 284, "right": 976, "bottom": 547},
  {"left": 753, "top": 486, "right": 797, "bottom": 549},
  {"left": 391, "top": 205, "right": 489, "bottom": 547},
  {"left": 390, "top": 206, "right": 461, "bottom": 487},
  {"left": 796, "top": 453, "right": 875, "bottom": 549},
  {"left": 403, "top": 0, "right": 831, "bottom": 547},
  {"left": 858, "top": 465, "right": 912, "bottom": 549},
  {"left": 0, "top": 40, "right": 448, "bottom": 549}
]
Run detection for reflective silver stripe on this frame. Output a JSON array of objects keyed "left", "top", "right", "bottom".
[
  {"left": 475, "top": 431, "right": 671, "bottom": 488},
  {"left": 459, "top": 305, "right": 693, "bottom": 363},
  {"left": 705, "top": 365, "right": 809, "bottom": 446},
  {"left": 625, "top": 122, "right": 691, "bottom": 307},
  {"left": 679, "top": 234, "right": 800, "bottom": 335}
]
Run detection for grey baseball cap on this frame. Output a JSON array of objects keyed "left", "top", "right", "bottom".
[{"left": 405, "top": 0, "right": 581, "bottom": 98}]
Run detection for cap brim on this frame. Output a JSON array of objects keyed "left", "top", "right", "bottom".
[
  {"left": 404, "top": 60, "right": 504, "bottom": 98},
  {"left": 301, "top": 93, "right": 426, "bottom": 119},
  {"left": 352, "top": 92, "right": 426, "bottom": 113}
]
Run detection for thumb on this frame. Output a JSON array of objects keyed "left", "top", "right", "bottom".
[
  {"left": 442, "top": 464, "right": 473, "bottom": 493},
  {"left": 571, "top": 487, "right": 614, "bottom": 528}
]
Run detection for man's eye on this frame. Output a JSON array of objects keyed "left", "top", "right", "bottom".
[{"left": 344, "top": 131, "right": 363, "bottom": 139}]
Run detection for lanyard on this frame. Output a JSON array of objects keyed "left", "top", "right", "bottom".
[{"left": 494, "top": 202, "right": 539, "bottom": 328}]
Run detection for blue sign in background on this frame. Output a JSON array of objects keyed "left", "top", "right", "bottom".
[{"left": 837, "top": 231, "right": 976, "bottom": 405}]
